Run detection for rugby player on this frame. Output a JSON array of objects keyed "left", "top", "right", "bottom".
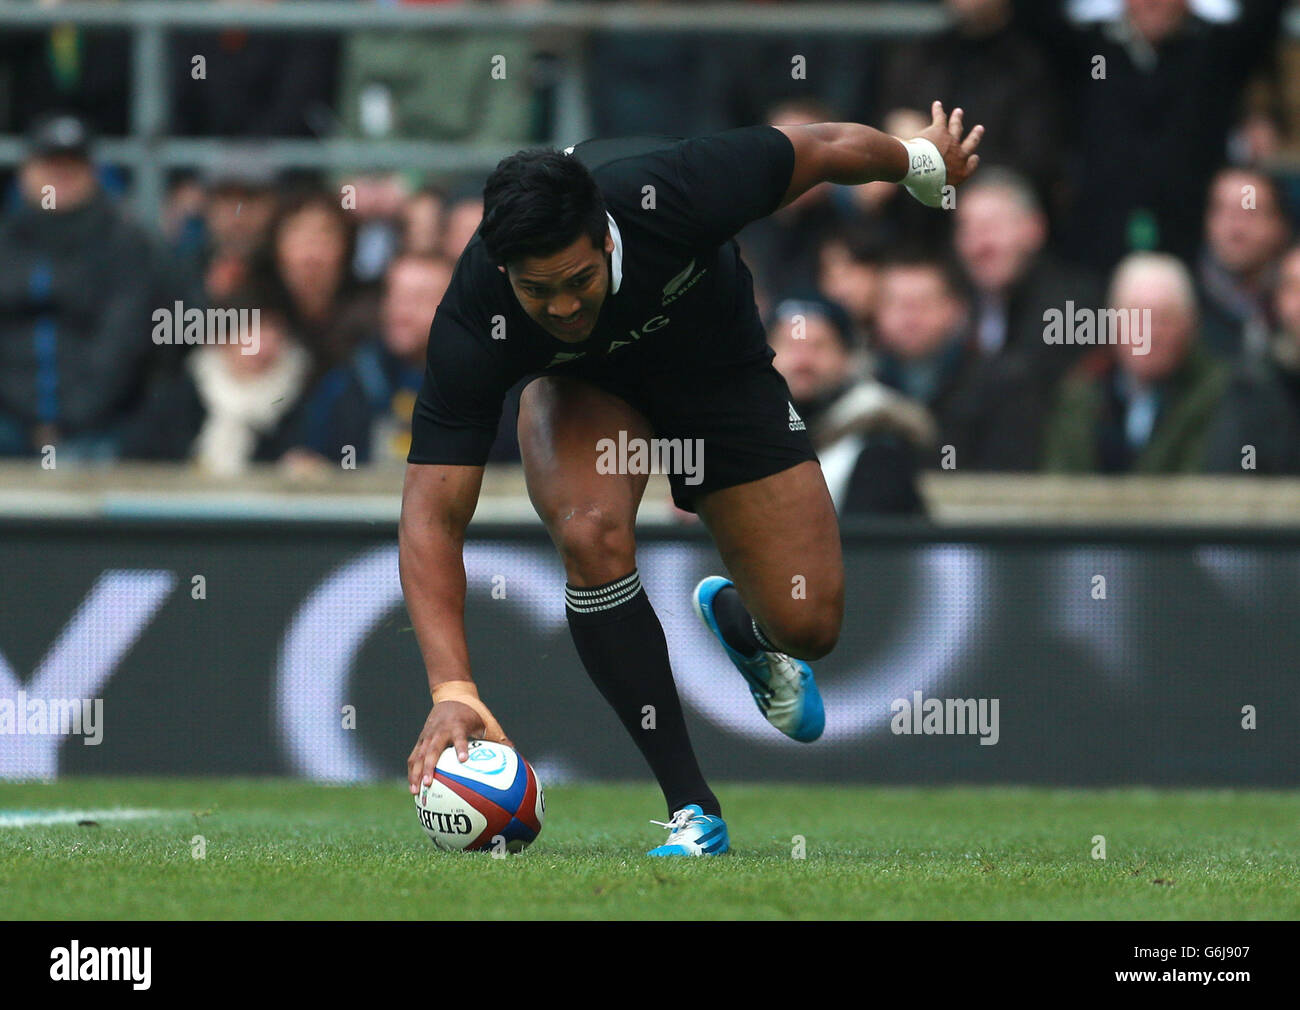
[{"left": 402, "top": 101, "right": 983, "bottom": 855}]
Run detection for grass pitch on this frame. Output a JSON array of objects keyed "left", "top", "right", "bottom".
[{"left": 1, "top": 779, "right": 1297, "bottom": 920}]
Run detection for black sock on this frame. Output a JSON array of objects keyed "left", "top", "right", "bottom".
[
  {"left": 565, "top": 570, "right": 720, "bottom": 818},
  {"left": 711, "top": 584, "right": 776, "bottom": 657}
]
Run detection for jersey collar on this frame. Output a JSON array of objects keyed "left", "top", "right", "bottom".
[
  {"left": 607, "top": 210, "right": 623, "bottom": 294},
  {"left": 565, "top": 141, "right": 621, "bottom": 294}
]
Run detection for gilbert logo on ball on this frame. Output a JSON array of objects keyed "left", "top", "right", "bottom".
[{"left": 415, "top": 740, "right": 545, "bottom": 852}]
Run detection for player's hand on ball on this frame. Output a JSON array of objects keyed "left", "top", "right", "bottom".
[
  {"left": 915, "top": 99, "right": 983, "bottom": 189},
  {"left": 408, "top": 701, "right": 514, "bottom": 794}
]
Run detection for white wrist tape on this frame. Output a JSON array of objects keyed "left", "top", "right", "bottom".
[
  {"left": 898, "top": 137, "right": 946, "bottom": 208},
  {"left": 431, "top": 680, "right": 509, "bottom": 743}
]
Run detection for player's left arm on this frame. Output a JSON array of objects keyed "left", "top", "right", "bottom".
[{"left": 774, "top": 100, "right": 984, "bottom": 209}]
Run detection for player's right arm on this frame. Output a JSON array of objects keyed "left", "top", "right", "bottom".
[
  {"left": 775, "top": 101, "right": 983, "bottom": 209},
  {"left": 400, "top": 288, "right": 514, "bottom": 792},
  {"left": 400, "top": 461, "right": 514, "bottom": 792}
]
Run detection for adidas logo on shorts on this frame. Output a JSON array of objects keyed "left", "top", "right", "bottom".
[{"left": 788, "top": 402, "right": 806, "bottom": 432}]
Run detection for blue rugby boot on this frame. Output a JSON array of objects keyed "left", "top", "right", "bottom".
[
  {"left": 647, "top": 804, "right": 729, "bottom": 857},
  {"left": 692, "top": 575, "right": 825, "bottom": 743}
]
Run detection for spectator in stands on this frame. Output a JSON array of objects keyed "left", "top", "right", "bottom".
[
  {"left": 326, "top": 252, "right": 522, "bottom": 466},
  {"left": 1042, "top": 252, "right": 1230, "bottom": 473},
  {"left": 254, "top": 189, "right": 377, "bottom": 378},
  {"left": 877, "top": 0, "right": 1064, "bottom": 214},
  {"left": 402, "top": 185, "right": 449, "bottom": 258},
  {"left": 162, "top": 172, "right": 209, "bottom": 272},
  {"left": 769, "top": 293, "right": 932, "bottom": 515},
  {"left": 1197, "top": 166, "right": 1291, "bottom": 361},
  {"left": 170, "top": 3, "right": 339, "bottom": 137},
  {"left": 816, "top": 226, "right": 887, "bottom": 348},
  {"left": 738, "top": 99, "right": 863, "bottom": 300},
  {"left": 121, "top": 298, "right": 370, "bottom": 475},
  {"left": 343, "top": 253, "right": 454, "bottom": 465},
  {"left": 187, "top": 157, "right": 280, "bottom": 304},
  {"left": 344, "top": 172, "right": 412, "bottom": 283},
  {"left": 1012, "top": 0, "right": 1290, "bottom": 273},
  {"left": 0, "top": 113, "right": 176, "bottom": 460},
  {"left": 442, "top": 195, "right": 485, "bottom": 260},
  {"left": 873, "top": 254, "right": 1049, "bottom": 470},
  {"left": 1204, "top": 242, "right": 1300, "bottom": 474},
  {"left": 953, "top": 167, "right": 1102, "bottom": 385}
]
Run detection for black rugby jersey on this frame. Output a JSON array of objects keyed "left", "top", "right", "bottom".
[{"left": 407, "top": 125, "right": 796, "bottom": 466}]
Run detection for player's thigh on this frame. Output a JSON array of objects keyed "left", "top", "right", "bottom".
[
  {"left": 695, "top": 460, "right": 844, "bottom": 658},
  {"left": 517, "top": 374, "right": 653, "bottom": 583}
]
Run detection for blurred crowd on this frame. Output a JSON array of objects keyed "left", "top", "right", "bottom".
[{"left": 1, "top": 0, "right": 1299, "bottom": 513}]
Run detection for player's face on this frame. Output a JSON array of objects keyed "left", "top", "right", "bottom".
[{"left": 502, "top": 230, "right": 614, "bottom": 343}]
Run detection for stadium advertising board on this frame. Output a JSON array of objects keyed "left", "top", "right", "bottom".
[{"left": 2, "top": 521, "right": 1296, "bottom": 785}]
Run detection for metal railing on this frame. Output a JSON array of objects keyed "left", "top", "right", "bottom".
[{"left": 0, "top": 2, "right": 951, "bottom": 222}]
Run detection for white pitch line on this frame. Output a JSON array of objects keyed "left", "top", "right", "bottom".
[{"left": 0, "top": 808, "right": 173, "bottom": 828}]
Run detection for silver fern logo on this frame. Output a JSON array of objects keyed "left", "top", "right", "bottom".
[{"left": 661, "top": 258, "right": 706, "bottom": 306}]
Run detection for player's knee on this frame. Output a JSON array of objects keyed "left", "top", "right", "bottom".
[
  {"left": 773, "top": 604, "right": 841, "bottom": 661},
  {"left": 549, "top": 504, "right": 636, "bottom": 583}
]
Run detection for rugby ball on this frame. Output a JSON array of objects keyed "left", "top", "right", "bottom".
[{"left": 414, "top": 740, "right": 545, "bottom": 852}]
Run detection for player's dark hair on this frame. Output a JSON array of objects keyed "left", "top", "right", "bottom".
[{"left": 479, "top": 148, "right": 608, "bottom": 268}]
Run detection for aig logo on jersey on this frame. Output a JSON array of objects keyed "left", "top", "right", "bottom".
[{"left": 788, "top": 402, "right": 806, "bottom": 432}]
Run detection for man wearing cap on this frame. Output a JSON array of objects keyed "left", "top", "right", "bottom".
[{"left": 0, "top": 112, "right": 176, "bottom": 458}]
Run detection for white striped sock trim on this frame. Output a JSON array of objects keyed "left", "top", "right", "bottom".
[
  {"left": 752, "top": 618, "right": 777, "bottom": 652},
  {"left": 565, "top": 583, "right": 640, "bottom": 612},
  {"left": 566, "top": 571, "right": 637, "bottom": 595},
  {"left": 566, "top": 585, "right": 641, "bottom": 613},
  {"left": 566, "top": 572, "right": 642, "bottom": 613},
  {"left": 566, "top": 571, "right": 638, "bottom": 599}
]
